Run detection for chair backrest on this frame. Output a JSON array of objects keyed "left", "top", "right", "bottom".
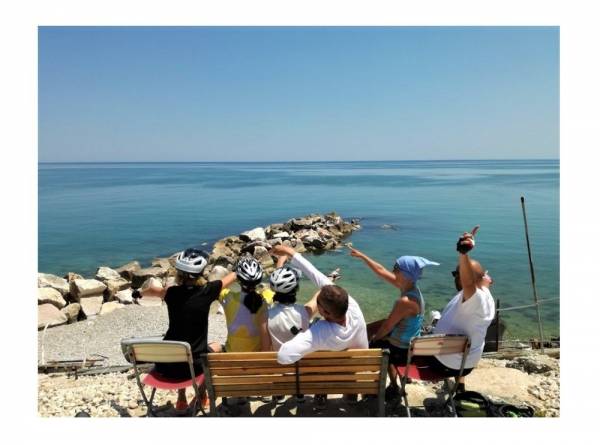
[
  {"left": 124, "top": 339, "right": 192, "bottom": 364},
  {"left": 410, "top": 334, "right": 470, "bottom": 356},
  {"left": 201, "top": 349, "right": 387, "bottom": 399}
]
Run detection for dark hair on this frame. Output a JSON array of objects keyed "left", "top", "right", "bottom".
[
  {"left": 318, "top": 285, "right": 349, "bottom": 319},
  {"left": 176, "top": 270, "right": 200, "bottom": 285},
  {"left": 273, "top": 292, "right": 297, "bottom": 305},
  {"left": 243, "top": 287, "right": 264, "bottom": 314}
]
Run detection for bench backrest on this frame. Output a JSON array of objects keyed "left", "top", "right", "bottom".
[
  {"left": 201, "top": 349, "right": 388, "bottom": 399},
  {"left": 409, "top": 334, "right": 470, "bottom": 357},
  {"left": 124, "top": 340, "right": 193, "bottom": 364}
]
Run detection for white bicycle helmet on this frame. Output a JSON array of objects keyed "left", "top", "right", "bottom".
[
  {"left": 270, "top": 266, "right": 299, "bottom": 294},
  {"left": 175, "top": 248, "right": 208, "bottom": 275},
  {"left": 236, "top": 255, "right": 263, "bottom": 286}
]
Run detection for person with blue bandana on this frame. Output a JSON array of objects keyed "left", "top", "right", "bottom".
[{"left": 349, "top": 247, "right": 439, "bottom": 401}]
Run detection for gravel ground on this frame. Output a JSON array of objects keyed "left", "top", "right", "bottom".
[
  {"left": 37, "top": 302, "right": 559, "bottom": 417},
  {"left": 37, "top": 301, "right": 227, "bottom": 367}
]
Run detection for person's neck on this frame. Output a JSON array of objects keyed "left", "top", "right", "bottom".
[
  {"left": 401, "top": 283, "right": 416, "bottom": 293},
  {"left": 325, "top": 315, "right": 346, "bottom": 326}
]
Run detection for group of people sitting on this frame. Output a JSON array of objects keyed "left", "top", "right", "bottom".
[{"left": 145, "top": 226, "right": 495, "bottom": 413}]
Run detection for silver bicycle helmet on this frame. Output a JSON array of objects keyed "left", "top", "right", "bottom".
[
  {"left": 175, "top": 248, "right": 209, "bottom": 275},
  {"left": 269, "top": 266, "right": 300, "bottom": 294},
  {"left": 236, "top": 255, "right": 263, "bottom": 286}
]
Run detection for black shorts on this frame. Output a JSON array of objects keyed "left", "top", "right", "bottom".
[
  {"left": 415, "top": 355, "right": 474, "bottom": 377},
  {"left": 369, "top": 339, "right": 409, "bottom": 365}
]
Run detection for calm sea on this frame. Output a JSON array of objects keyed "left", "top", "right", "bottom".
[{"left": 38, "top": 160, "right": 559, "bottom": 338}]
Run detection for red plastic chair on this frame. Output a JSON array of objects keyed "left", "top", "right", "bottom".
[
  {"left": 394, "top": 334, "right": 470, "bottom": 417},
  {"left": 121, "top": 339, "right": 206, "bottom": 416}
]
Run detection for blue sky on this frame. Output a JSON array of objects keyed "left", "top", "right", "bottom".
[{"left": 38, "top": 27, "right": 559, "bottom": 162}]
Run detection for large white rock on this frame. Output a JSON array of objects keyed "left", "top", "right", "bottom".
[
  {"left": 208, "top": 265, "right": 229, "bottom": 282},
  {"left": 79, "top": 295, "right": 104, "bottom": 318},
  {"left": 140, "top": 277, "right": 164, "bottom": 297},
  {"left": 95, "top": 266, "right": 122, "bottom": 282},
  {"left": 254, "top": 246, "right": 274, "bottom": 268},
  {"left": 136, "top": 296, "right": 163, "bottom": 307},
  {"left": 61, "top": 303, "right": 81, "bottom": 323},
  {"left": 104, "top": 278, "right": 131, "bottom": 300},
  {"left": 239, "top": 227, "right": 267, "bottom": 242},
  {"left": 99, "top": 301, "right": 125, "bottom": 316},
  {"left": 115, "top": 288, "right": 134, "bottom": 304},
  {"left": 38, "top": 273, "right": 70, "bottom": 296},
  {"left": 70, "top": 279, "right": 107, "bottom": 301},
  {"left": 131, "top": 267, "right": 168, "bottom": 288},
  {"left": 64, "top": 272, "right": 84, "bottom": 283},
  {"left": 38, "top": 304, "right": 68, "bottom": 330},
  {"left": 115, "top": 261, "right": 141, "bottom": 280},
  {"left": 37, "top": 287, "right": 67, "bottom": 309}
]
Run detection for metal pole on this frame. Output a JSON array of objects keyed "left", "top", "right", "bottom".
[
  {"left": 495, "top": 299, "right": 500, "bottom": 352},
  {"left": 520, "top": 196, "right": 545, "bottom": 353}
]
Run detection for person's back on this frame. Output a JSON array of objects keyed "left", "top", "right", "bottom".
[
  {"left": 267, "top": 264, "right": 309, "bottom": 351},
  {"left": 387, "top": 286, "right": 425, "bottom": 349},
  {"left": 432, "top": 226, "right": 496, "bottom": 374},
  {"left": 219, "top": 255, "right": 270, "bottom": 353},
  {"left": 220, "top": 288, "right": 268, "bottom": 352},
  {"left": 162, "top": 281, "right": 223, "bottom": 367},
  {"left": 145, "top": 248, "right": 237, "bottom": 412},
  {"left": 268, "top": 302, "right": 309, "bottom": 351},
  {"left": 434, "top": 285, "right": 495, "bottom": 369}
]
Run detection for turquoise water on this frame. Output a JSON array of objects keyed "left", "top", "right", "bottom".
[{"left": 38, "top": 160, "right": 559, "bottom": 338}]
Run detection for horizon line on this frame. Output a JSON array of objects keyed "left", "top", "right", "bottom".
[{"left": 38, "top": 158, "right": 560, "bottom": 164}]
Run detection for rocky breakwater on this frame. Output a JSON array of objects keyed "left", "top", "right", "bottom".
[
  {"left": 204, "top": 212, "right": 359, "bottom": 279},
  {"left": 37, "top": 212, "right": 360, "bottom": 330}
]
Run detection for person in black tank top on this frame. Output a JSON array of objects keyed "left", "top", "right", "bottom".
[{"left": 143, "top": 248, "right": 237, "bottom": 412}]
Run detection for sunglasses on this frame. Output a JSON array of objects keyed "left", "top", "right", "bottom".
[{"left": 451, "top": 270, "right": 459, "bottom": 277}]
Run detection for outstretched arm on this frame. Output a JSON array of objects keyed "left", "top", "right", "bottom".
[
  {"left": 304, "top": 289, "right": 320, "bottom": 320},
  {"left": 272, "top": 244, "right": 332, "bottom": 288},
  {"left": 349, "top": 247, "right": 399, "bottom": 288},
  {"left": 275, "top": 254, "right": 288, "bottom": 268},
  {"left": 457, "top": 226, "right": 480, "bottom": 300},
  {"left": 219, "top": 272, "right": 237, "bottom": 289}
]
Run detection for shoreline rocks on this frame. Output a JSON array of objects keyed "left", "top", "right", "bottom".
[{"left": 37, "top": 212, "right": 360, "bottom": 330}]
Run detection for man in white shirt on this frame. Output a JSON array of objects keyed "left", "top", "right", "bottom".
[
  {"left": 271, "top": 245, "right": 369, "bottom": 365},
  {"left": 429, "top": 226, "right": 495, "bottom": 391}
]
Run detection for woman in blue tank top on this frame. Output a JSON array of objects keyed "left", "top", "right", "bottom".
[{"left": 350, "top": 248, "right": 439, "bottom": 399}]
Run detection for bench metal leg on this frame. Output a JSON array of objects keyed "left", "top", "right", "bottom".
[{"left": 444, "top": 379, "right": 458, "bottom": 417}]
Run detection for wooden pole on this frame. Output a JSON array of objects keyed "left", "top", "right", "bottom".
[{"left": 520, "top": 196, "right": 545, "bottom": 353}]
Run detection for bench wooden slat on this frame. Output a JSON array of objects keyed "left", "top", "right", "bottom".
[
  {"left": 208, "top": 357, "right": 382, "bottom": 369},
  {"left": 210, "top": 367, "right": 296, "bottom": 376},
  {"left": 211, "top": 365, "right": 381, "bottom": 376},
  {"left": 209, "top": 360, "right": 287, "bottom": 369},
  {"left": 214, "top": 380, "right": 378, "bottom": 391},
  {"left": 207, "top": 349, "right": 382, "bottom": 362},
  {"left": 213, "top": 387, "right": 379, "bottom": 397},
  {"left": 212, "top": 373, "right": 380, "bottom": 385},
  {"left": 213, "top": 384, "right": 379, "bottom": 397}
]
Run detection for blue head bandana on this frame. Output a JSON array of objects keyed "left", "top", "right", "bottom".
[{"left": 394, "top": 256, "right": 440, "bottom": 282}]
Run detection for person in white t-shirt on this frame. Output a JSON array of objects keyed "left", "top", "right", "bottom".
[
  {"left": 267, "top": 255, "right": 310, "bottom": 351},
  {"left": 265, "top": 254, "right": 311, "bottom": 404},
  {"left": 424, "top": 226, "right": 495, "bottom": 392},
  {"left": 270, "top": 244, "right": 369, "bottom": 408}
]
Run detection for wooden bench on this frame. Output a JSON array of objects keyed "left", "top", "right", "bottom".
[{"left": 200, "top": 348, "right": 389, "bottom": 416}]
